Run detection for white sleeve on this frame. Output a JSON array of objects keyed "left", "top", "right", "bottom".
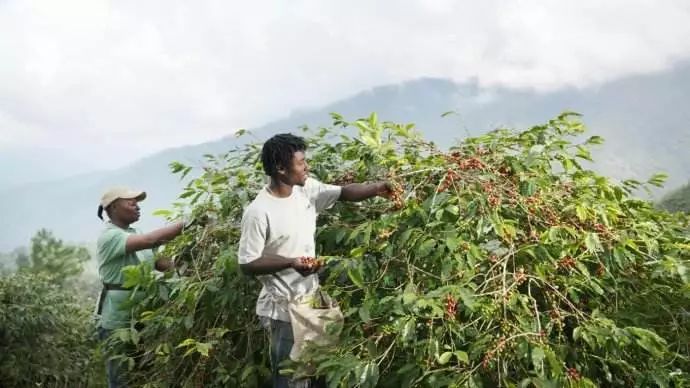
[
  {"left": 237, "top": 209, "right": 267, "bottom": 264},
  {"left": 305, "top": 178, "right": 342, "bottom": 213}
]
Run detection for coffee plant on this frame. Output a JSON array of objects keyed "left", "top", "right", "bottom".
[
  {"left": 0, "top": 272, "right": 103, "bottom": 387},
  {"left": 114, "top": 112, "right": 690, "bottom": 387},
  {"left": 0, "top": 230, "right": 102, "bottom": 387}
]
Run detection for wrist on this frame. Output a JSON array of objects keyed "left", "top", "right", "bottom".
[{"left": 377, "top": 182, "right": 388, "bottom": 195}]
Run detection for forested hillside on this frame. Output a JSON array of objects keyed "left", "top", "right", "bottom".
[{"left": 659, "top": 182, "right": 690, "bottom": 213}]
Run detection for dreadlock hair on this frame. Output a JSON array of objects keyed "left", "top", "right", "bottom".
[{"left": 261, "top": 133, "right": 307, "bottom": 177}]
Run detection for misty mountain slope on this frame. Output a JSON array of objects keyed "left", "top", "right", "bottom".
[
  {"left": 1, "top": 63, "right": 688, "bottom": 251},
  {"left": 659, "top": 181, "right": 690, "bottom": 213}
]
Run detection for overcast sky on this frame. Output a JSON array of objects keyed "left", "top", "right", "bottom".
[{"left": 2, "top": 0, "right": 690, "bottom": 171}]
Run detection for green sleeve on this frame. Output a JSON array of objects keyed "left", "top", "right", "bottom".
[
  {"left": 97, "top": 228, "right": 128, "bottom": 265},
  {"left": 133, "top": 228, "right": 155, "bottom": 263}
]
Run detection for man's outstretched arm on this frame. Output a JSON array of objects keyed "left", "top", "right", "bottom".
[{"left": 339, "top": 182, "right": 390, "bottom": 202}]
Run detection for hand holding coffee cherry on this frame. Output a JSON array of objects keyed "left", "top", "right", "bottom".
[
  {"left": 380, "top": 181, "right": 404, "bottom": 210},
  {"left": 291, "top": 256, "right": 324, "bottom": 276}
]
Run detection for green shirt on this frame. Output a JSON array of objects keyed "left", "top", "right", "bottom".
[{"left": 96, "top": 222, "right": 154, "bottom": 330}]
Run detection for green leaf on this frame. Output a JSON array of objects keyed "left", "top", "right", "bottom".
[
  {"left": 177, "top": 338, "right": 196, "bottom": 348},
  {"left": 575, "top": 205, "right": 588, "bottom": 222},
  {"left": 416, "top": 239, "right": 436, "bottom": 257},
  {"left": 531, "top": 347, "right": 545, "bottom": 369},
  {"left": 402, "top": 292, "right": 417, "bottom": 305},
  {"left": 589, "top": 280, "right": 604, "bottom": 295},
  {"left": 457, "top": 288, "right": 476, "bottom": 310},
  {"left": 401, "top": 318, "right": 416, "bottom": 342},
  {"left": 547, "top": 227, "right": 560, "bottom": 243},
  {"left": 469, "top": 244, "right": 482, "bottom": 261},
  {"left": 585, "top": 233, "right": 603, "bottom": 253},
  {"left": 445, "top": 205, "right": 460, "bottom": 216},
  {"left": 528, "top": 144, "right": 545, "bottom": 156},
  {"left": 359, "top": 362, "right": 379, "bottom": 387},
  {"left": 347, "top": 267, "right": 365, "bottom": 288},
  {"left": 647, "top": 172, "right": 668, "bottom": 187},
  {"left": 152, "top": 209, "right": 173, "bottom": 217},
  {"left": 454, "top": 351, "right": 469, "bottom": 364},
  {"left": 520, "top": 180, "right": 537, "bottom": 196},
  {"left": 169, "top": 161, "right": 187, "bottom": 173},
  {"left": 350, "top": 246, "right": 366, "bottom": 258},
  {"left": 195, "top": 342, "right": 211, "bottom": 357},
  {"left": 437, "top": 351, "right": 453, "bottom": 365},
  {"left": 445, "top": 236, "right": 460, "bottom": 252},
  {"left": 626, "top": 327, "right": 667, "bottom": 356},
  {"left": 585, "top": 135, "right": 604, "bottom": 145},
  {"left": 575, "top": 145, "right": 593, "bottom": 161},
  {"left": 358, "top": 306, "right": 371, "bottom": 322},
  {"left": 180, "top": 189, "right": 195, "bottom": 199}
]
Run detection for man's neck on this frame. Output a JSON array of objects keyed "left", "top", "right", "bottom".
[
  {"left": 110, "top": 219, "right": 131, "bottom": 230},
  {"left": 267, "top": 178, "right": 294, "bottom": 198}
]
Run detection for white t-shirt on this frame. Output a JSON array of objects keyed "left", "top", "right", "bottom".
[{"left": 238, "top": 178, "right": 342, "bottom": 322}]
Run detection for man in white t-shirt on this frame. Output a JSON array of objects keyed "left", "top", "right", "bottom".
[{"left": 238, "top": 133, "right": 390, "bottom": 388}]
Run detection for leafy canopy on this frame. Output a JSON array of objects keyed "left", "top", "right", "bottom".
[
  {"left": 16, "top": 228, "right": 91, "bottom": 283},
  {"left": 113, "top": 112, "right": 689, "bottom": 388}
]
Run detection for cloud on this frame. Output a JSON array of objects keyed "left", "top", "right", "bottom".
[{"left": 1, "top": 0, "right": 689, "bottom": 168}]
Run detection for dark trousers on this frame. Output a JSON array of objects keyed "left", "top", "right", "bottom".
[
  {"left": 268, "top": 319, "right": 326, "bottom": 388},
  {"left": 98, "top": 327, "right": 128, "bottom": 388},
  {"left": 269, "top": 319, "right": 294, "bottom": 388}
]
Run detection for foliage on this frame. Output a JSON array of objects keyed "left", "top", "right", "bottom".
[
  {"left": 115, "top": 112, "right": 690, "bottom": 387},
  {"left": 659, "top": 181, "right": 690, "bottom": 213},
  {"left": 17, "top": 228, "right": 91, "bottom": 284},
  {"left": 0, "top": 271, "right": 103, "bottom": 387},
  {"left": 0, "top": 230, "right": 101, "bottom": 387}
]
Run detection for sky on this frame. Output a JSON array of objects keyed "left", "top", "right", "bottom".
[{"left": 2, "top": 0, "right": 690, "bottom": 172}]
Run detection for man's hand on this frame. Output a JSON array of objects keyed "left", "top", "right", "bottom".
[
  {"left": 380, "top": 181, "right": 404, "bottom": 210},
  {"left": 376, "top": 181, "right": 394, "bottom": 197},
  {"left": 155, "top": 257, "right": 174, "bottom": 272},
  {"left": 291, "top": 256, "right": 323, "bottom": 276},
  {"left": 181, "top": 213, "right": 216, "bottom": 231}
]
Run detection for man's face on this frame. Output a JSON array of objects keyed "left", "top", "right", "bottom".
[
  {"left": 111, "top": 198, "right": 141, "bottom": 224},
  {"left": 282, "top": 150, "right": 309, "bottom": 187}
]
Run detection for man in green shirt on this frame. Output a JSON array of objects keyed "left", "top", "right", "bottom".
[{"left": 96, "top": 187, "right": 184, "bottom": 388}]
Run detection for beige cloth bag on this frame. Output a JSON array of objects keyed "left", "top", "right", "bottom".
[
  {"left": 287, "top": 289, "right": 344, "bottom": 360},
  {"left": 271, "top": 275, "right": 344, "bottom": 360}
]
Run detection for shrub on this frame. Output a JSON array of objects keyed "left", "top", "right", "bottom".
[{"left": 116, "top": 113, "right": 689, "bottom": 387}]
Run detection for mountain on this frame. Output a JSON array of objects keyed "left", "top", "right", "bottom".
[
  {"left": 0, "top": 148, "right": 113, "bottom": 191},
  {"left": 1, "top": 63, "right": 689, "bottom": 251}
]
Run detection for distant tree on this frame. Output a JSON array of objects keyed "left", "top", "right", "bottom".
[
  {"left": 13, "top": 246, "right": 30, "bottom": 269},
  {"left": 17, "top": 229, "right": 90, "bottom": 283}
]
